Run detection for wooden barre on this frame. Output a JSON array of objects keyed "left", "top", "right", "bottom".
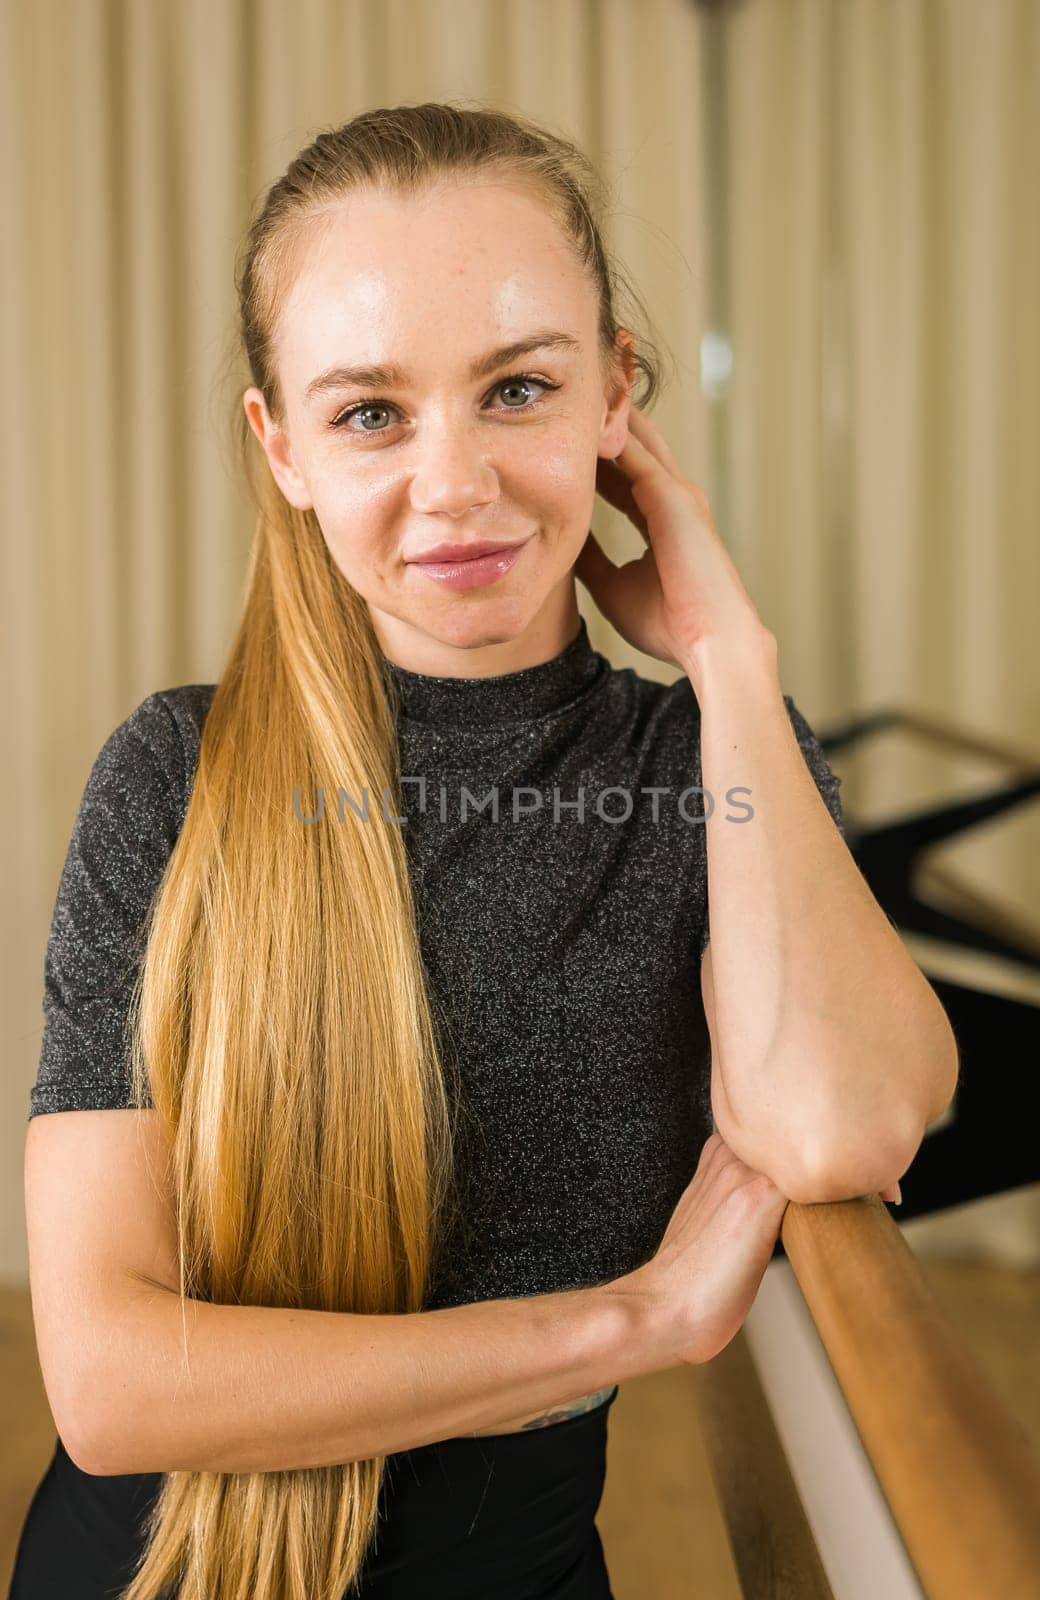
[{"left": 779, "top": 1194, "right": 1040, "bottom": 1598}]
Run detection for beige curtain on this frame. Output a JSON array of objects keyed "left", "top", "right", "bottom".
[{"left": 2, "top": 0, "right": 1037, "bottom": 1279}]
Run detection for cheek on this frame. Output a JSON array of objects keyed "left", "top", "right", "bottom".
[
  {"left": 309, "top": 465, "right": 383, "bottom": 529},
  {"left": 306, "top": 480, "right": 391, "bottom": 587},
  {"left": 505, "top": 423, "right": 598, "bottom": 510},
  {"left": 526, "top": 443, "right": 589, "bottom": 500}
]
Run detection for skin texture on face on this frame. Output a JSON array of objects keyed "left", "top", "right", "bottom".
[{"left": 243, "top": 179, "right": 633, "bottom": 678}]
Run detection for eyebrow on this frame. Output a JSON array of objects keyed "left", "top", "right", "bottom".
[{"left": 303, "top": 330, "right": 583, "bottom": 405}]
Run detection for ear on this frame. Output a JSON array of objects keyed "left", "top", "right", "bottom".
[
  {"left": 242, "top": 387, "right": 314, "bottom": 511},
  {"left": 597, "top": 328, "right": 635, "bottom": 461}
]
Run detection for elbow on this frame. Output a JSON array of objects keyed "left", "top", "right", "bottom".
[
  {"left": 64, "top": 1416, "right": 167, "bottom": 1479},
  {"left": 55, "top": 1398, "right": 122, "bottom": 1479},
  {"left": 56, "top": 1362, "right": 151, "bottom": 1479},
  {"left": 924, "top": 1020, "right": 962, "bottom": 1127},
  {"left": 63, "top": 1434, "right": 117, "bottom": 1479},
  {"left": 72, "top": 1426, "right": 143, "bottom": 1480},
  {"left": 67, "top": 1395, "right": 172, "bottom": 1477},
  {"left": 780, "top": 1105, "right": 925, "bottom": 1207},
  {"left": 39, "top": 1358, "right": 111, "bottom": 1477}
]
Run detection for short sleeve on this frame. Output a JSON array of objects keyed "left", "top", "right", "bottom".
[
  {"left": 781, "top": 694, "right": 846, "bottom": 841},
  {"left": 28, "top": 692, "right": 189, "bottom": 1119},
  {"left": 697, "top": 694, "right": 846, "bottom": 960}
]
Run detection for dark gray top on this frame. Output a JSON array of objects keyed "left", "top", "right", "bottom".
[{"left": 29, "top": 616, "right": 845, "bottom": 1310}]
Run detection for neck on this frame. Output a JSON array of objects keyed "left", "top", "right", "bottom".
[{"left": 378, "top": 608, "right": 603, "bottom": 729}]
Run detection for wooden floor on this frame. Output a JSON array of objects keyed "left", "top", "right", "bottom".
[{"left": 3, "top": 1258, "right": 1038, "bottom": 1597}]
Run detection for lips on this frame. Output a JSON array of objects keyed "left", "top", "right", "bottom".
[
  {"left": 409, "top": 537, "right": 532, "bottom": 591},
  {"left": 408, "top": 539, "right": 529, "bottom": 564}
]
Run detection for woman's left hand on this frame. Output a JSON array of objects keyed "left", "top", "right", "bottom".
[
  {"left": 578, "top": 411, "right": 903, "bottom": 1204},
  {"left": 575, "top": 406, "right": 773, "bottom": 670}
]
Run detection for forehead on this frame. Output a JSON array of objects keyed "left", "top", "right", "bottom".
[{"left": 274, "top": 181, "right": 597, "bottom": 390}]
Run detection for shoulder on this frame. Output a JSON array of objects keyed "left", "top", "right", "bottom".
[
  {"left": 83, "top": 684, "right": 217, "bottom": 832},
  {"left": 591, "top": 655, "right": 838, "bottom": 764},
  {"left": 30, "top": 685, "right": 216, "bottom": 1121},
  {"left": 593, "top": 656, "right": 701, "bottom": 733},
  {"left": 115, "top": 682, "right": 217, "bottom": 780},
  {"left": 54, "top": 683, "right": 218, "bottom": 924},
  {"left": 603, "top": 662, "right": 832, "bottom": 753},
  {"left": 593, "top": 659, "right": 844, "bottom": 832},
  {"left": 592, "top": 659, "right": 702, "bottom": 771}
]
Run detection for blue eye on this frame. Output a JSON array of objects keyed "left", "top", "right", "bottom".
[{"left": 329, "top": 372, "right": 560, "bottom": 436}]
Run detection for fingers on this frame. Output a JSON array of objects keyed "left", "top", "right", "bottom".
[
  {"left": 621, "top": 410, "right": 713, "bottom": 512},
  {"left": 595, "top": 456, "right": 651, "bottom": 543},
  {"left": 573, "top": 529, "right": 617, "bottom": 593},
  {"left": 575, "top": 528, "right": 612, "bottom": 569},
  {"left": 626, "top": 406, "right": 686, "bottom": 481}
]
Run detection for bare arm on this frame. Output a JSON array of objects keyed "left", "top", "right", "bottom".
[
  {"left": 77, "top": 1272, "right": 657, "bottom": 1478},
  {"left": 28, "top": 1109, "right": 667, "bottom": 1480},
  {"left": 29, "top": 1113, "right": 786, "bottom": 1482}
]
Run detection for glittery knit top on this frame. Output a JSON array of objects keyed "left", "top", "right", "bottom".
[{"left": 28, "top": 616, "right": 845, "bottom": 1312}]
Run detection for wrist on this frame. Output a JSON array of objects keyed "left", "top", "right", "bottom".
[
  {"left": 680, "top": 625, "right": 779, "bottom": 699},
  {"left": 599, "top": 1268, "right": 676, "bottom": 1379}
]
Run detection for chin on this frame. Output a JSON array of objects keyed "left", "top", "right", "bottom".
[{"left": 416, "top": 600, "right": 536, "bottom": 651}]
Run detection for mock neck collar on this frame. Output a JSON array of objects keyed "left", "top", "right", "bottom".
[{"left": 380, "top": 616, "right": 604, "bottom": 728}]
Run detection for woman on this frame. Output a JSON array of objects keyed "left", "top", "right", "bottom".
[{"left": 15, "top": 103, "right": 932, "bottom": 1600}]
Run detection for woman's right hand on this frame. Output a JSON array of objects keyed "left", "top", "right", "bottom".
[{"left": 618, "top": 1130, "right": 791, "bottom": 1367}]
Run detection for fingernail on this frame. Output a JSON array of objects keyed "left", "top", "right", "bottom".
[{"left": 893, "top": 1182, "right": 902, "bottom": 1206}]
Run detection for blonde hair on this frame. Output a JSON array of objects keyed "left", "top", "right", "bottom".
[{"left": 121, "top": 100, "right": 669, "bottom": 1600}]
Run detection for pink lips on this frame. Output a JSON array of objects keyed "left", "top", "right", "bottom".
[{"left": 408, "top": 537, "right": 532, "bottom": 592}]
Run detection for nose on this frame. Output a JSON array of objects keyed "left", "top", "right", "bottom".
[{"left": 408, "top": 428, "right": 498, "bottom": 519}]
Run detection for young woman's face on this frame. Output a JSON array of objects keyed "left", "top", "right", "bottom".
[{"left": 244, "top": 180, "right": 632, "bottom": 673}]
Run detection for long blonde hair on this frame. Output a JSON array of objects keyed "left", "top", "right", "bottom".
[{"left": 121, "top": 100, "right": 668, "bottom": 1600}]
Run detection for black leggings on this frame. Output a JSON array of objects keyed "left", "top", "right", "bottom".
[{"left": 8, "top": 1387, "right": 618, "bottom": 1599}]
